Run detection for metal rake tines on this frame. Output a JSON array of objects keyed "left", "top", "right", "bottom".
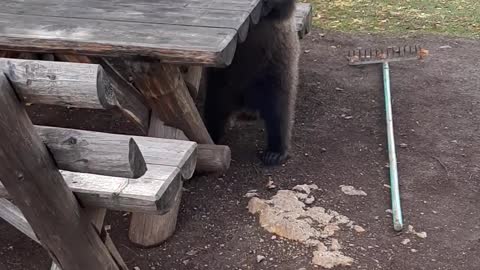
[{"left": 347, "top": 45, "right": 423, "bottom": 63}]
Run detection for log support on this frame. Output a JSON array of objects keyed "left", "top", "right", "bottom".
[{"left": 0, "top": 73, "right": 123, "bottom": 270}]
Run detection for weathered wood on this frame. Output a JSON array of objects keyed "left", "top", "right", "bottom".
[
  {"left": 295, "top": 3, "right": 313, "bottom": 39},
  {"left": 128, "top": 112, "right": 184, "bottom": 247},
  {"left": 181, "top": 66, "right": 203, "bottom": 98},
  {"left": 0, "top": 200, "right": 110, "bottom": 270},
  {"left": 112, "top": 60, "right": 214, "bottom": 144},
  {"left": 4, "top": 0, "right": 254, "bottom": 43},
  {"left": 197, "top": 144, "right": 232, "bottom": 174},
  {"left": 0, "top": 165, "right": 181, "bottom": 213},
  {"left": 0, "top": 201, "right": 125, "bottom": 270},
  {"left": 149, "top": 119, "right": 231, "bottom": 174},
  {"left": 0, "top": 58, "right": 150, "bottom": 133},
  {"left": 0, "top": 126, "right": 196, "bottom": 213},
  {"left": 0, "top": 198, "right": 39, "bottom": 243},
  {"left": 36, "top": 125, "right": 147, "bottom": 178},
  {"left": 128, "top": 180, "right": 183, "bottom": 247},
  {"left": 0, "top": 13, "right": 238, "bottom": 66},
  {"left": 0, "top": 73, "right": 120, "bottom": 270}
]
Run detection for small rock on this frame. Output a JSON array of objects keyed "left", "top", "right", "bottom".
[
  {"left": 182, "top": 260, "right": 189, "bottom": 265},
  {"left": 439, "top": 45, "right": 452, "bottom": 49},
  {"left": 244, "top": 191, "right": 258, "bottom": 198},
  {"left": 304, "top": 50, "right": 311, "bottom": 54},
  {"left": 257, "top": 255, "right": 266, "bottom": 263},
  {"left": 320, "top": 148, "right": 327, "bottom": 153},
  {"left": 330, "top": 239, "right": 342, "bottom": 251},
  {"left": 353, "top": 225, "right": 366, "bottom": 233},
  {"left": 186, "top": 249, "right": 198, "bottom": 256},
  {"left": 401, "top": 239, "right": 411, "bottom": 245},
  {"left": 416, "top": 232, "right": 428, "bottom": 239},
  {"left": 293, "top": 184, "right": 319, "bottom": 194},
  {"left": 266, "top": 178, "right": 276, "bottom": 189},
  {"left": 104, "top": 225, "right": 111, "bottom": 231},
  {"left": 335, "top": 87, "right": 344, "bottom": 91},
  {"left": 385, "top": 209, "right": 393, "bottom": 214},
  {"left": 305, "top": 196, "right": 315, "bottom": 205},
  {"left": 399, "top": 143, "right": 408, "bottom": 148},
  {"left": 340, "top": 185, "right": 367, "bottom": 196},
  {"left": 411, "top": 249, "right": 418, "bottom": 253},
  {"left": 133, "top": 267, "right": 140, "bottom": 270},
  {"left": 271, "top": 235, "right": 277, "bottom": 240}
]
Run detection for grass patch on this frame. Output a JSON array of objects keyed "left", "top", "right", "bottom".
[{"left": 302, "top": 0, "right": 480, "bottom": 38}]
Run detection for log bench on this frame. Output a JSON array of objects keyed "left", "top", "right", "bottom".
[{"left": 0, "top": 58, "right": 200, "bottom": 268}]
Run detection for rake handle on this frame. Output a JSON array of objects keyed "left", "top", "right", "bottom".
[{"left": 383, "top": 62, "right": 403, "bottom": 231}]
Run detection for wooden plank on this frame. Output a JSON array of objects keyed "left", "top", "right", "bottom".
[
  {"left": 0, "top": 58, "right": 150, "bottom": 133},
  {"left": 2, "top": 1, "right": 250, "bottom": 32},
  {"left": 0, "top": 73, "right": 120, "bottom": 270},
  {"left": 0, "top": 199, "right": 124, "bottom": 270},
  {"left": 5, "top": 0, "right": 261, "bottom": 14},
  {"left": 295, "top": 3, "right": 313, "bottom": 38},
  {"left": 0, "top": 126, "right": 196, "bottom": 213},
  {"left": 0, "top": 198, "right": 39, "bottom": 244},
  {"left": 36, "top": 126, "right": 147, "bottom": 178},
  {"left": 1, "top": 0, "right": 258, "bottom": 43},
  {"left": 0, "top": 163, "right": 181, "bottom": 213},
  {"left": 0, "top": 13, "right": 238, "bottom": 66},
  {"left": 36, "top": 125, "right": 197, "bottom": 180},
  {"left": 150, "top": 119, "right": 231, "bottom": 174}
]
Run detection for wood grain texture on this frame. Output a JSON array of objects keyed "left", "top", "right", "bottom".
[
  {"left": 0, "top": 0, "right": 268, "bottom": 65},
  {"left": 0, "top": 159, "right": 181, "bottom": 213},
  {"left": 111, "top": 59, "right": 214, "bottom": 144},
  {"left": 0, "top": 198, "right": 39, "bottom": 243},
  {"left": 149, "top": 120, "right": 231, "bottom": 174},
  {"left": 0, "top": 73, "right": 119, "bottom": 270},
  {"left": 181, "top": 66, "right": 203, "bottom": 99},
  {"left": 0, "top": 126, "right": 197, "bottom": 213},
  {"left": 36, "top": 126, "right": 147, "bottom": 178},
  {"left": 128, "top": 180, "right": 183, "bottom": 247},
  {"left": 128, "top": 112, "right": 184, "bottom": 247},
  {"left": 197, "top": 144, "right": 232, "bottom": 174},
  {"left": 0, "top": 13, "right": 238, "bottom": 66},
  {"left": 0, "top": 58, "right": 150, "bottom": 133},
  {"left": 295, "top": 3, "right": 313, "bottom": 39},
  {"left": 2, "top": 0, "right": 250, "bottom": 33},
  {"left": 0, "top": 202, "right": 110, "bottom": 270}
]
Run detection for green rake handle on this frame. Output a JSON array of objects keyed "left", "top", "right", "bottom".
[{"left": 383, "top": 62, "right": 403, "bottom": 231}]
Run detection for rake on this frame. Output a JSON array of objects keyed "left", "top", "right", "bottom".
[{"left": 347, "top": 45, "right": 429, "bottom": 231}]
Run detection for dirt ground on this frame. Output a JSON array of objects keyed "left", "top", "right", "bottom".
[{"left": 1, "top": 30, "right": 479, "bottom": 270}]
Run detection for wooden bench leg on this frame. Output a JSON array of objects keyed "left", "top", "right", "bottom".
[
  {"left": 50, "top": 208, "right": 128, "bottom": 270},
  {"left": 128, "top": 179, "right": 183, "bottom": 247},
  {"left": 102, "top": 61, "right": 213, "bottom": 247},
  {"left": 128, "top": 112, "right": 184, "bottom": 247}
]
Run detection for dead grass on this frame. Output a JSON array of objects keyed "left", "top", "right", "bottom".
[{"left": 303, "top": 0, "right": 480, "bottom": 38}]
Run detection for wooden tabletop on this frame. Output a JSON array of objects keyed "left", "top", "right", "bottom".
[{"left": 0, "top": 0, "right": 263, "bottom": 66}]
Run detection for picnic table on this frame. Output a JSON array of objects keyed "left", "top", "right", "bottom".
[{"left": 0, "top": 0, "right": 312, "bottom": 265}]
